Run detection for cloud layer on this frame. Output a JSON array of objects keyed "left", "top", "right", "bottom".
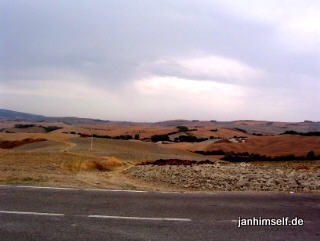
[{"left": 0, "top": 0, "right": 319, "bottom": 121}]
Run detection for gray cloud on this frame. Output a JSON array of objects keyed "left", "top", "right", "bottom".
[{"left": 0, "top": 0, "right": 319, "bottom": 121}]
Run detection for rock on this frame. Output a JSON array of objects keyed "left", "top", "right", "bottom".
[{"left": 128, "top": 162, "right": 319, "bottom": 193}]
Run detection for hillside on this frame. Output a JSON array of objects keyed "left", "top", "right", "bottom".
[
  {"left": 1, "top": 109, "right": 320, "bottom": 134},
  {"left": 0, "top": 109, "right": 43, "bottom": 119}
]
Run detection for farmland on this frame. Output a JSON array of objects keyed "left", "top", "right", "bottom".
[{"left": 0, "top": 118, "right": 319, "bottom": 192}]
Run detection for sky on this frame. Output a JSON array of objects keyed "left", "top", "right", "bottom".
[{"left": 0, "top": 0, "right": 319, "bottom": 122}]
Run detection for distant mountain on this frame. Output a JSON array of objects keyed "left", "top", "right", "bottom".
[
  {"left": 0, "top": 109, "right": 43, "bottom": 119},
  {"left": 0, "top": 109, "right": 111, "bottom": 125},
  {"left": 1, "top": 109, "right": 319, "bottom": 133}
]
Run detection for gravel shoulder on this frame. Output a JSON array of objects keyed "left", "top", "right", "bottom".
[{"left": 128, "top": 160, "right": 320, "bottom": 192}]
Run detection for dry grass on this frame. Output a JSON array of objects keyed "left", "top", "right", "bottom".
[
  {"left": 0, "top": 176, "right": 47, "bottom": 184},
  {"left": 60, "top": 157, "right": 122, "bottom": 172},
  {"left": 0, "top": 124, "right": 319, "bottom": 191},
  {"left": 0, "top": 151, "right": 123, "bottom": 187},
  {"left": 100, "top": 157, "right": 122, "bottom": 170}
]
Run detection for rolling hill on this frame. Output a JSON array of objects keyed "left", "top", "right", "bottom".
[{"left": 1, "top": 108, "right": 320, "bottom": 134}]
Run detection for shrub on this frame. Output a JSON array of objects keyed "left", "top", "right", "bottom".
[
  {"left": 61, "top": 157, "right": 122, "bottom": 172},
  {"left": 139, "top": 159, "right": 214, "bottom": 166},
  {"left": 194, "top": 150, "right": 225, "bottom": 155},
  {"left": 100, "top": 157, "right": 122, "bottom": 171},
  {"left": 221, "top": 151, "right": 320, "bottom": 162},
  {"left": 40, "top": 126, "right": 62, "bottom": 132},
  {"left": 134, "top": 134, "right": 140, "bottom": 140},
  {"left": 306, "top": 151, "right": 315, "bottom": 159},
  {"left": 281, "top": 130, "right": 320, "bottom": 136},
  {"left": 177, "top": 126, "right": 189, "bottom": 132},
  {"left": 112, "top": 135, "right": 132, "bottom": 140},
  {"left": 174, "top": 135, "right": 208, "bottom": 142},
  {"left": 14, "top": 124, "right": 35, "bottom": 128},
  {"left": 79, "top": 161, "right": 104, "bottom": 171},
  {"left": 151, "top": 134, "right": 170, "bottom": 142},
  {"left": 93, "top": 134, "right": 111, "bottom": 139},
  {"left": 234, "top": 128, "right": 247, "bottom": 133}
]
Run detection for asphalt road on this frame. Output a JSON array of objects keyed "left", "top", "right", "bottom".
[{"left": 0, "top": 185, "right": 319, "bottom": 241}]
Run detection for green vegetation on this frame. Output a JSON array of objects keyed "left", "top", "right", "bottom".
[
  {"left": 14, "top": 124, "right": 62, "bottom": 132},
  {"left": 76, "top": 132, "right": 133, "bottom": 140},
  {"left": 93, "top": 134, "right": 112, "bottom": 139},
  {"left": 252, "top": 133, "right": 263, "bottom": 136},
  {"left": 151, "top": 134, "right": 170, "bottom": 142},
  {"left": 234, "top": 128, "right": 247, "bottom": 133},
  {"left": 177, "top": 126, "right": 189, "bottom": 132},
  {"left": 281, "top": 130, "right": 320, "bottom": 136},
  {"left": 40, "top": 126, "right": 62, "bottom": 132},
  {"left": 221, "top": 151, "right": 320, "bottom": 162},
  {"left": 194, "top": 150, "right": 226, "bottom": 155},
  {"left": 112, "top": 135, "right": 133, "bottom": 140},
  {"left": 174, "top": 135, "right": 208, "bottom": 142},
  {"left": 151, "top": 132, "right": 208, "bottom": 143},
  {"left": 233, "top": 136, "right": 247, "bottom": 138},
  {"left": 195, "top": 149, "right": 320, "bottom": 161},
  {"left": 14, "top": 124, "right": 35, "bottom": 128}
]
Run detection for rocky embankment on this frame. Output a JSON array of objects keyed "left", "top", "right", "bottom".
[{"left": 128, "top": 161, "right": 320, "bottom": 192}]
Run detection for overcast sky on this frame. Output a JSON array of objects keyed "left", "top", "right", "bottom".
[{"left": 1, "top": 0, "right": 319, "bottom": 121}]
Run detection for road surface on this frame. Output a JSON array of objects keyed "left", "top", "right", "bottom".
[{"left": 0, "top": 185, "right": 319, "bottom": 241}]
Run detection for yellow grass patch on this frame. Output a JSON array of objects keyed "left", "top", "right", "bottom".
[
  {"left": 100, "top": 157, "right": 122, "bottom": 171},
  {"left": 60, "top": 157, "right": 122, "bottom": 172}
]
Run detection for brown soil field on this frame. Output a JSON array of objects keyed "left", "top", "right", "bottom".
[
  {"left": 0, "top": 132, "right": 211, "bottom": 190},
  {"left": 0, "top": 124, "right": 319, "bottom": 192},
  {"left": 69, "top": 137, "right": 207, "bottom": 162},
  {"left": 0, "top": 138, "right": 47, "bottom": 149},
  {"left": 63, "top": 125, "right": 179, "bottom": 139},
  {"left": 161, "top": 135, "right": 320, "bottom": 157}
]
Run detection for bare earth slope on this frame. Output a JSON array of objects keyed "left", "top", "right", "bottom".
[
  {"left": 0, "top": 120, "right": 319, "bottom": 192},
  {"left": 162, "top": 135, "right": 320, "bottom": 156}
]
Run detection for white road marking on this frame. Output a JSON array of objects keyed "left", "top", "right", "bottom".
[
  {"left": 158, "top": 191, "right": 180, "bottom": 194},
  {"left": 2, "top": 185, "right": 177, "bottom": 193},
  {"left": 88, "top": 215, "right": 191, "bottom": 222},
  {"left": 6, "top": 185, "right": 148, "bottom": 193},
  {"left": 16, "top": 185, "right": 76, "bottom": 191},
  {"left": 0, "top": 210, "right": 64, "bottom": 216},
  {"left": 0, "top": 210, "right": 190, "bottom": 222},
  {"left": 0, "top": 184, "right": 206, "bottom": 195},
  {"left": 84, "top": 188, "right": 148, "bottom": 193}
]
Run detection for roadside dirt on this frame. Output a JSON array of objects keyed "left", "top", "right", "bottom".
[
  {"left": 128, "top": 160, "right": 320, "bottom": 192},
  {"left": 0, "top": 132, "right": 319, "bottom": 193}
]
